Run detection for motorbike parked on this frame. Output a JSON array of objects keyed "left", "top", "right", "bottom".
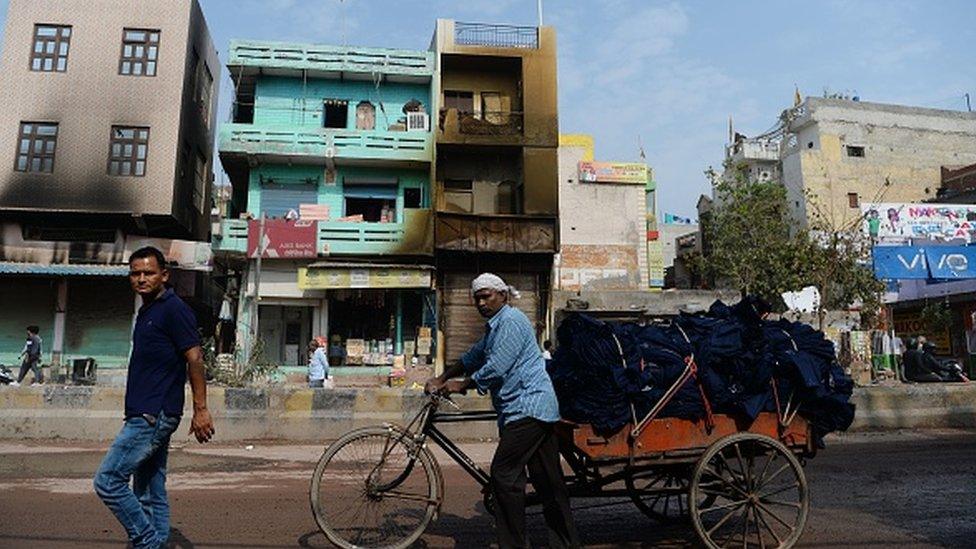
[{"left": 0, "top": 363, "right": 15, "bottom": 385}]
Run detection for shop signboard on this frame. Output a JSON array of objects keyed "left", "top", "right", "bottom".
[
  {"left": 578, "top": 161, "right": 648, "bottom": 184},
  {"left": 873, "top": 246, "right": 929, "bottom": 279},
  {"left": 247, "top": 219, "right": 317, "bottom": 259},
  {"left": 873, "top": 246, "right": 976, "bottom": 280},
  {"left": 647, "top": 240, "right": 664, "bottom": 287},
  {"left": 298, "top": 267, "right": 432, "bottom": 289},
  {"left": 861, "top": 203, "right": 976, "bottom": 243},
  {"left": 892, "top": 310, "right": 952, "bottom": 354}
]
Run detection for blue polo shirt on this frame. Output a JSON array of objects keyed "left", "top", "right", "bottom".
[{"left": 125, "top": 288, "right": 200, "bottom": 418}]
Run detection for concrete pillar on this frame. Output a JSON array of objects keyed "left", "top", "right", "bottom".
[
  {"left": 235, "top": 268, "right": 253, "bottom": 367},
  {"left": 395, "top": 291, "right": 403, "bottom": 354},
  {"left": 51, "top": 278, "right": 68, "bottom": 369},
  {"left": 312, "top": 296, "right": 328, "bottom": 339}
]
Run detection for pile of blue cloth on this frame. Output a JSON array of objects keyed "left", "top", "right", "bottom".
[{"left": 549, "top": 298, "right": 855, "bottom": 446}]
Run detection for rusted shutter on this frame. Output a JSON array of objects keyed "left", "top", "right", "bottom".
[{"left": 442, "top": 272, "right": 541, "bottom": 364}]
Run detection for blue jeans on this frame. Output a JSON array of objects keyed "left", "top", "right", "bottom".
[{"left": 94, "top": 412, "right": 181, "bottom": 549}]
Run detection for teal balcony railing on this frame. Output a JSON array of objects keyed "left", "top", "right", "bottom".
[
  {"left": 219, "top": 124, "right": 432, "bottom": 166},
  {"left": 212, "top": 209, "right": 433, "bottom": 257},
  {"left": 228, "top": 40, "right": 434, "bottom": 79}
]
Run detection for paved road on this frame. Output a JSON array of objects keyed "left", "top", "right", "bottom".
[{"left": 0, "top": 429, "right": 974, "bottom": 548}]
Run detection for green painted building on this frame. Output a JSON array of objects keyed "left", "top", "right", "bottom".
[{"left": 215, "top": 40, "right": 437, "bottom": 373}]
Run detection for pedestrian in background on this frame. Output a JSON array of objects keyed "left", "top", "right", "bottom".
[
  {"left": 308, "top": 339, "right": 330, "bottom": 388},
  {"left": 426, "top": 273, "right": 580, "bottom": 549},
  {"left": 14, "top": 325, "right": 43, "bottom": 385},
  {"left": 94, "top": 246, "right": 214, "bottom": 549}
]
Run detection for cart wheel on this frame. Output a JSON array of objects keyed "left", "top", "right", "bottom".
[
  {"left": 310, "top": 426, "right": 443, "bottom": 549},
  {"left": 690, "top": 433, "right": 808, "bottom": 549},
  {"left": 626, "top": 466, "right": 692, "bottom": 523}
]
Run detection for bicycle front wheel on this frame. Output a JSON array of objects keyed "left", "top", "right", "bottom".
[{"left": 310, "top": 426, "right": 442, "bottom": 549}]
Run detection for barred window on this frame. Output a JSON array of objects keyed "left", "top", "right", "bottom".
[
  {"left": 108, "top": 126, "right": 149, "bottom": 176},
  {"left": 15, "top": 122, "right": 58, "bottom": 173},
  {"left": 30, "top": 25, "right": 71, "bottom": 72},
  {"left": 119, "top": 29, "right": 159, "bottom": 77},
  {"left": 193, "top": 152, "right": 207, "bottom": 211},
  {"left": 196, "top": 62, "right": 214, "bottom": 128}
]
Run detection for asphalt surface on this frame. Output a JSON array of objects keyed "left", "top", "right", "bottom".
[{"left": 0, "top": 429, "right": 974, "bottom": 548}]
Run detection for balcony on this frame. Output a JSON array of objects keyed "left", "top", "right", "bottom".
[
  {"left": 228, "top": 40, "right": 434, "bottom": 83},
  {"left": 438, "top": 109, "right": 535, "bottom": 147},
  {"left": 219, "top": 124, "right": 432, "bottom": 168},
  {"left": 434, "top": 212, "right": 556, "bottom": 253},
  {"left": 212, "top": 209, "right": 433, "bottom": 257},
  {"left": 727, "top": 139, "right": 781, "bottom": 163}
]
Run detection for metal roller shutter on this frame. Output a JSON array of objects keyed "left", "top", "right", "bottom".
[
  {"left": 442, "top": 272, "right": 540, "bottom": 364},
  {"left": 261, "top": 183, "right": 318, "bottom": 218}
]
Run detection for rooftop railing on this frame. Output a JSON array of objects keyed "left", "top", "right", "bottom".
[
  {"left": 454, "top": 22, "right": 539, "bottom": 49},
  {"left": 228, "top": 40, "right": 435, "bottom": 77}
]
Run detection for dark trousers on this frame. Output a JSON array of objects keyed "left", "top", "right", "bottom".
[
  {"left": 17, "top": 357, "right": 42, "bottom": 383},
  {"left": 490, "top": 417, "right": 581, "bottom": 549}
]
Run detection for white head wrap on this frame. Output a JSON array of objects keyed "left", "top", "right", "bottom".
[{"left": 471, "top": 272, "right": 521, "bottom": 299}]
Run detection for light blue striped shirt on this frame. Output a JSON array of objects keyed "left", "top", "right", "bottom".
[{"left": 461, "top": 305, "right": 560, "bottom": 427}]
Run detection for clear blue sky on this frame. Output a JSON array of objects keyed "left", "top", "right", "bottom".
[{"left": 2, "top": 0, "right": 974, "bottom": 218}]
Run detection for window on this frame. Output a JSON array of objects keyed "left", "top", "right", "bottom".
[
  {"left": 15, "top": 122, "right": 58, "bottom": 173},
  {"left": 404, "top": 187, "right": 422, "bottom": 208},
  {"left": 443, "top": 179, "right": 473, "bottom": 213},
  {"left": 119, "top": 28, "right": 159, "bottom": 76},
  {"left": 444, "top": 90, "right": 474, "bottom": 113},
  {"left": 196, "top": 62, "right": 213, "bottom": 128},
  {"left": 846, "top": 145, "right": 865, "bottom": 158},
  {"left": 342, "top": 183, "right": 397, "bottom": 222},
  {"left": 481, "top": 91, "right": 509, "bottom": 123},
  {"left": 193, "top": 153, "right": 207, "bottom": 212},
  {"left": 355, "top": 101, "right": 376, "bottom": 130},
  {"left": 323, "top": 99, "right": 348, "bottom": 129},
  {"left": 847, "top": 192, "right": 860, "bottom": 208},
  {"left": 108, "top": 126, "right": 149, "bottom": 176},
  {"left": 31, "top": 25, "right": 71, "bottom": 72}
]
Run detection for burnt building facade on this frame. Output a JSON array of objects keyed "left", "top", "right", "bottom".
[{"left": 0, "top": 0, "right": 219, "bottom": 370}]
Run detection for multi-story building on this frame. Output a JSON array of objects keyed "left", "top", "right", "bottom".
[
  {"left": 722, "top": 135, "right": 781, "bottom": 186},
  {"left": 215, "top": 39, "right": 436, "bottom": 370},
  {"left": 709, "top": 98, "right": 976, "bottom": 231},
  {"left": 556, "top": 134, "right": 650, "bottom": 292},
  {"left": 430, "top": 20, "right": 560, "bottom": 365},
  {"left": 781, "top": 98, "right": 976, "bottom": 229},
  {"left": 0, "top": 0, "right": 218, "bottom": 369}
]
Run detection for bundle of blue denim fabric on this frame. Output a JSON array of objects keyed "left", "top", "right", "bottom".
[{"left": 549, "top": 298, "right": 855, "bottom": 447}]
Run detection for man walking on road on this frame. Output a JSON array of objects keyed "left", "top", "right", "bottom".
[
  {"left": 15, "top": 325, "right": 43, "bottom": 385},
  {"left": 426, "top": 273, "right": 580, "bottom": 549},
  {"left": 94, "top": 246, "right": 215, "bottom": 548}
]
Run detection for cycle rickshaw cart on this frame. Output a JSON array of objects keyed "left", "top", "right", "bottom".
[{"left": 310, "top": 349, "right": 817, "bottom": 549}]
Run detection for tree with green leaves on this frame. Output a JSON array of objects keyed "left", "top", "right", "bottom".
[{"left": 693, "top": 169, "right": 884, "bottom": 326}]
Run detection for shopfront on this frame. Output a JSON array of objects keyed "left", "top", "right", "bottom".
[{"left": 298, "top": 264, "right": 436, "bottom": 367}]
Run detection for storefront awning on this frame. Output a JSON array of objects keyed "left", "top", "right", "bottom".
[
  {"left": 0, "top": 262, "right": 129, "bottom": 276},
  {"left": 299, "top": 263, "right": 433, "bottom": 290}
]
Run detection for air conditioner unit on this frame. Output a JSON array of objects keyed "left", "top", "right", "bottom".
[{"left": 406, "top": 112, "right": 429, "bottom": 132}]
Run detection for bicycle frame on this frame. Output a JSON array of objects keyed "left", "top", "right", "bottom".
[{"left": 370, "top": 395, "right": 496, "bottom": 494}]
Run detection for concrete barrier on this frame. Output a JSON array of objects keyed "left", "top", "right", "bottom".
[
  {"left": 849, "top": 383, "right": 976, "bottom": 431},
  {"left": 0, "top": 385, "right": 497, "bottom": 442},
  {"left": 0, "top": 383, "right": 973, "bottom": 442}
]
